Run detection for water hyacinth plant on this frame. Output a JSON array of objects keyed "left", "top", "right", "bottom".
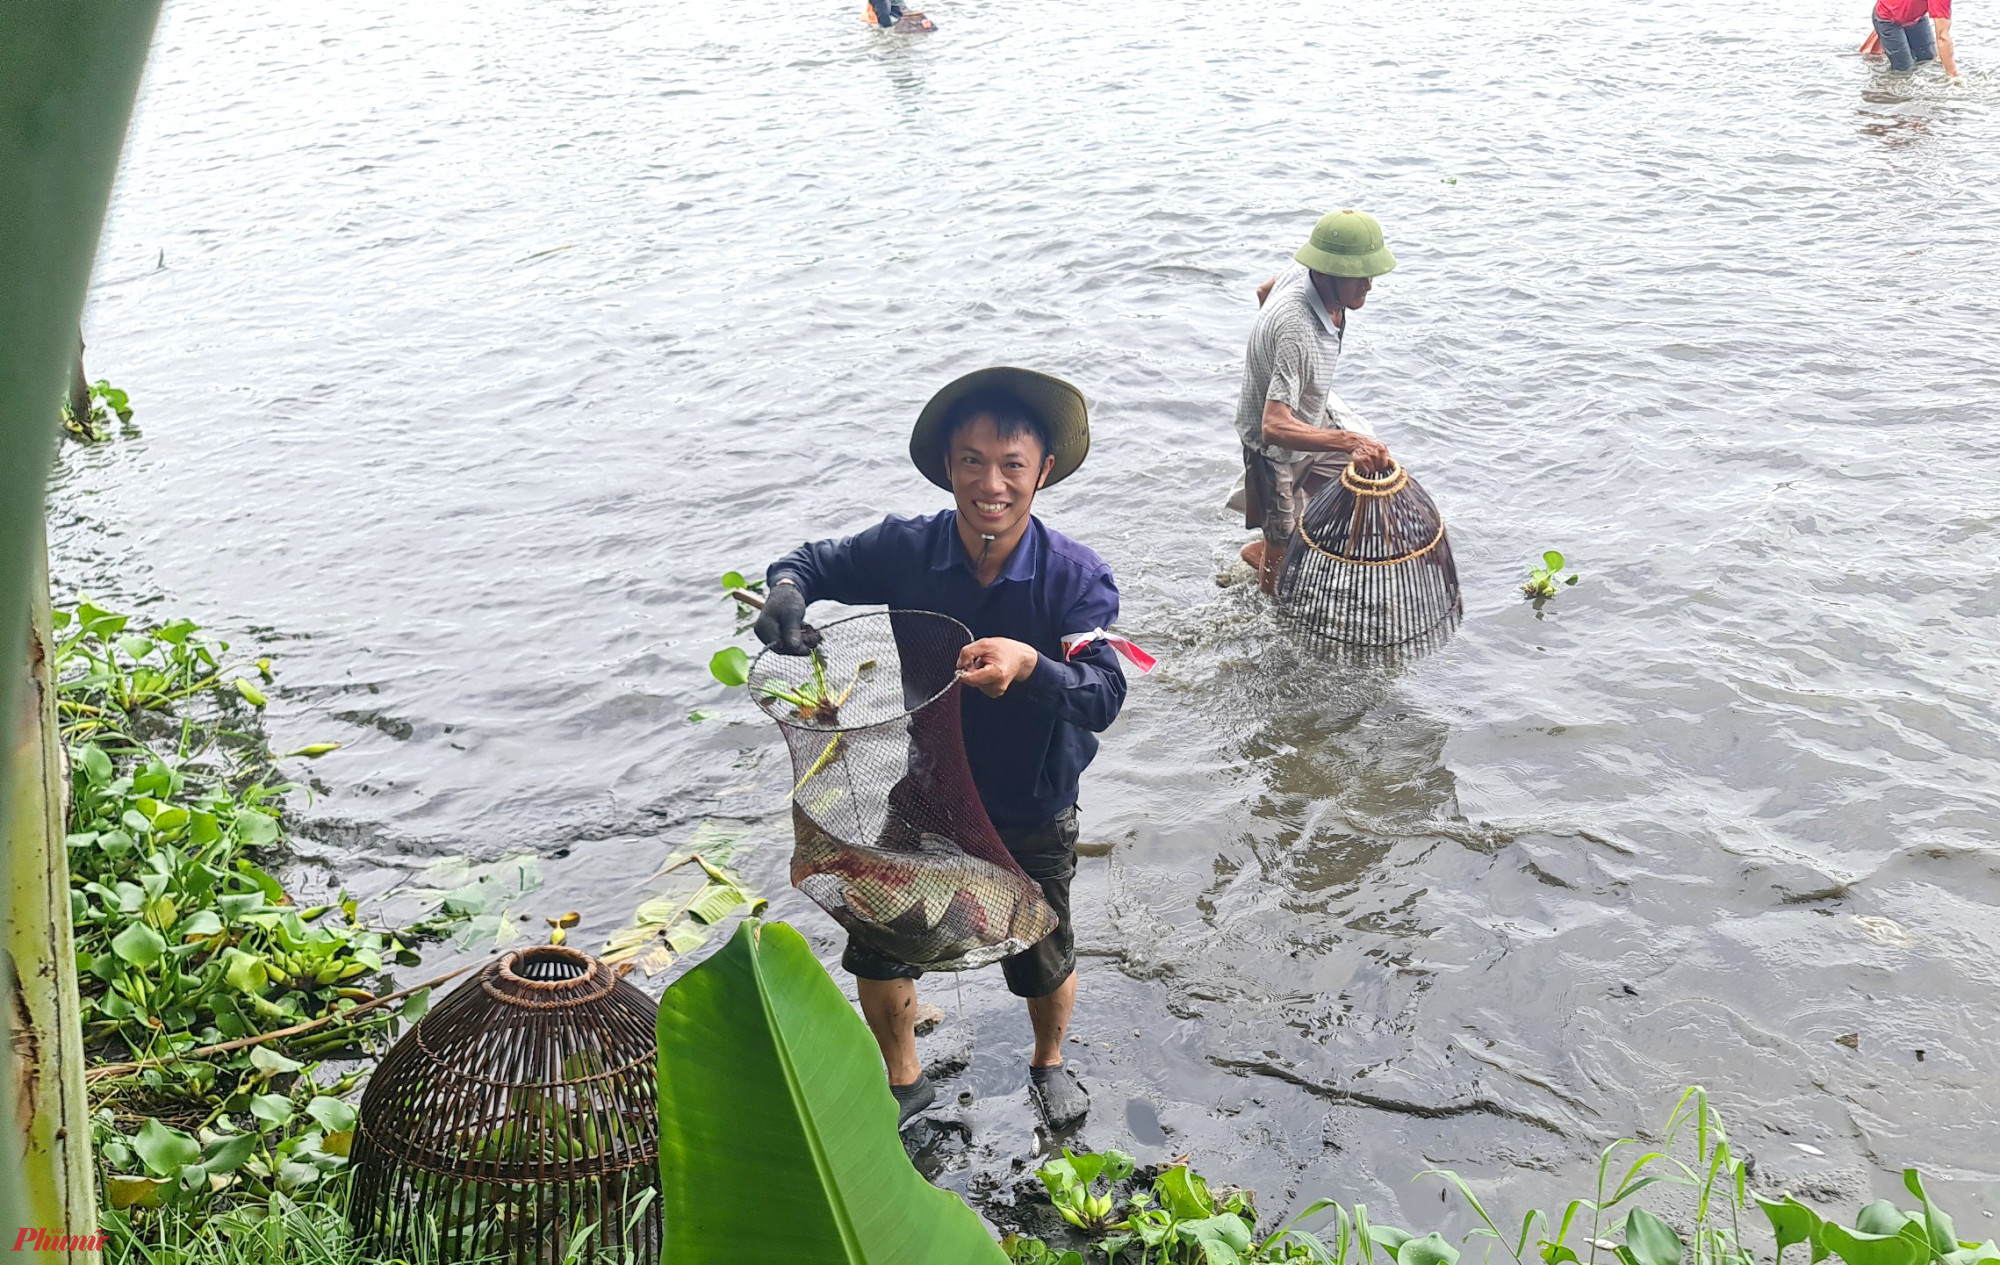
[
  {"left": 1004, "top": 1088, "right": 2000, "bottom": 1265},
  {"left": 1522, "top": 551, "right": 1580, "bottom": 600},
  {"left": 63, "top": 376, "right": 136, "bottom": 441},
  {"left": 51, "top": 601, "right": 438, "bottom": 1215}
]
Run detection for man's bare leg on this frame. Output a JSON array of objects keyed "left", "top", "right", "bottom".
[
  {"left": 857, "top": 976, "right": 922, "bottom": 1084},
  {"left": 1025, "top": 972, "right": 1089, "bottom": 1126},
  {"left": 1026, "top": 971, "right": 1078, "bottom": 1067},
  {"left": 1239, "top": 540, "right": 1283, "bottom": 595}
]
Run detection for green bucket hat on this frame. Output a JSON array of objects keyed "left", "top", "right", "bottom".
[
  {"left": 1294, "top": 208, "right": 1397, "bottom": 278},
  {"left": 909, "top": 366, "right": 1090, "bottom": 492}
]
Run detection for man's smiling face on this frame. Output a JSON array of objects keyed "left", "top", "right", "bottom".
[{"left": 948, "top": 413, "right": 1053, "bottom": 541}]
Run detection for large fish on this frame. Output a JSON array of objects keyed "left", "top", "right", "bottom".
[{"left": 793, "top": 828, "right": 1058, "bottom": 972}]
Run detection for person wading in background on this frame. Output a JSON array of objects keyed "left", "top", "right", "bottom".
[
  {"left": 753, "top": 366, "right": 1131, "bottom": 1132},
  {"left": 1861, "top": 0, "right": 1961, "bottom": 78},
  {"left": 1231, "top": 209, "right": 1399, "bottom": 594}
]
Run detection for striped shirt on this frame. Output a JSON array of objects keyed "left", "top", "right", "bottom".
[{"left": 1234, "top": 263, "right": 1348, "bottom": 463}]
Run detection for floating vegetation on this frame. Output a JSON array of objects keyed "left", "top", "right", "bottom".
[
  {"left": 598, "top": 827, "right": 765, "bottom": 977},
  {"left": 62, "top": 377, "right": 135, "bottom": 441},
  {"left": 1522, "top": 549, "right": 1580, "bottom": 601},
  {"left": 53, "top": 601, "right": 435, "bottom": 1214}
]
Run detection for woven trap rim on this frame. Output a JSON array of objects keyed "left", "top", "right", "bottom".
[{"left": 748, "top": 608, "right": 974, "bottom": 734}]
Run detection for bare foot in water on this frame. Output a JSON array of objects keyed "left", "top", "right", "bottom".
[{"left": 1239, "top": 541, "right": 1278, "bottom": 595}]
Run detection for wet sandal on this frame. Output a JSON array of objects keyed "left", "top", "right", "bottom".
[
  {"left": 892, "top": 1073, "right": 937, "bottom": 1128},
  {"left": 1028, "top": 1063, "right": 1090, "bottom": 1130}
]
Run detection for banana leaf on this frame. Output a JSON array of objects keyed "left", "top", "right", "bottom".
[{"left": 656, "top": 919, "right": 1006, "bottom": 1264}]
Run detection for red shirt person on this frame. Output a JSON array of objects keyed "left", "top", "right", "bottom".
[{"left": 1862, "top": 0, "right": 1962, "bottom": 78}]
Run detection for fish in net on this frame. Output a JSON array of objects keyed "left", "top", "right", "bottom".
[
  {"left": 1273, "top": 460, "right": 1462, "bottom": 650},
  {"left": 748, "top": 609, "right": 1059, "bottom": 972}
]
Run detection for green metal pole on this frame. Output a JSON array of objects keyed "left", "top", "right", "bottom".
[{"left": 1, "top": 0, "right": 163, "bottom": 1249}]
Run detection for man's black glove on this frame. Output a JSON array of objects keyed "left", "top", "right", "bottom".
[{"left": 754, "top": 581, "right": 813, "bottom": 656}]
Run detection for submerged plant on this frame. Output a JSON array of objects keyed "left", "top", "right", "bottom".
[{"left": 1522, "top": 550, "right": 1580, "bottom": 601}]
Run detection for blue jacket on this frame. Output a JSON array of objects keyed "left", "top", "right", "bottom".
[{"left": 768, "top": 511, "right": 1126, "bottom": 828}]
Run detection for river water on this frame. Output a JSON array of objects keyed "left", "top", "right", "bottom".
[{"left": 59, "top": 0, "right": 2000, "bottom": 1233}]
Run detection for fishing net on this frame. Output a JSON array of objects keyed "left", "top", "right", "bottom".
[
  {"left": 1274, "top": 460, "right": 1462, "bottom": 649},
  {"left": 749, "top": 610, "right": 1059, "bottom": 972}
]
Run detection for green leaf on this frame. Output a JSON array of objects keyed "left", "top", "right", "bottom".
[
  {"left": 201, "top": 1132, "right": 259, "bottom": 1176},
  {"left": 284, "top": 742, "right": 341, "bottom": 758},
  {"left": 1621, "top": 1208, "right": 1683, "bottom": 1265},
  {"left": 112, "top": 921, "right": 167, "bottom": 967},
  {"left": 1903, "top": 1171, "right": 1958, "bottom": 1254},
  {"left": 1371, "top": 1227, "right": 1416, "bottom": 1255},
  {"left": 234, "top": 678, "right": 269, "bottom": 708},
  {"left": 709, "top": 646, "right": 751, "bottom": 687},
  {"left": 106, "top": 1174, "right": 169, "bottom": 1209},
  {"left": 721, "top": 571, "right": 748, "bottom": 590},
  {"left": 1821, "top": 1223, "right": 1928, "bottom": 1265},
  {"left": 248, "top": 1045, "right": 302, "bottom": 1074},
  {"left": 118, "top": 634, "right": 156, "bottom": 661},
  {"left": 1181, "top": 1214, "right": 1255, "bottom": 1262},
  {"left": 1543, "top": 550, "right": 1565, "bottom": 571},
  {"left": 179, "top": 909, "right": 223, "bottom": 939},
  {"left": 1855, "top": 1203, "right": 1916, "bottom": 1239},
  {"left": 1759, "top": 1194, "right": 1825, "bottom": 1263},
  {"left": 1099, "top": 1149, "right": 1136, "bottom": 1183},
  {"left": 133, "top": 1118, "right": 201, "bottom": 1177},
  {"left": 306, "top": 1095, "right": 359, "bottom": 1133},
  {"left": 249, "top": 1093, "right": 296, "bottom": 1127},
  {"left": 656, "top": 919, "right": 1008, "bottom": 1264},
  {"left": 1399, "top": 1234, "right": 1462, "bottom": 1265},
  {"left": 234, "top": 812, "right": 281, "bottom": 849},
  {"left": 688, "top": 709, "right": 718, "bottom": 724},
  {"left": 686, "top": 881, "right": 752, "bottom": 926},
  {"left": 79, "top": 743, "right": 114, "bottom": 785},
  {"left": 400, "top": 987, "right": 432, "bottom": 1024}
]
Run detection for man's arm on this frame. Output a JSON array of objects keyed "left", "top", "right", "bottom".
[
  {"left": 959, "top": 572, "right": 1128, "bottom": 732},
  {"left": 1936, "top": 16, "right": 1959, "bottom": 76},
  {"left": 765, "top": 519, "right": 900, "bottom": 606},
  {"left": 1256, "top": 275, "right": 1277, "bottom": 307},
  {"left": 1261, "top": 398, "right": 1390, "bottom": 466}
]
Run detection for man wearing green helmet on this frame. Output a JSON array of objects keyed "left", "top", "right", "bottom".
[{"left": 1232, "top": 209, "right": 1398, "bottom": 593}]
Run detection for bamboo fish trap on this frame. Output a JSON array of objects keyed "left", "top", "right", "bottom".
[
  {"left": 1273, "top": 460, "right": 1462, "bottom": 649},
  {"left": 348, "top": 945, "right": 661, "bottom": 1265}
]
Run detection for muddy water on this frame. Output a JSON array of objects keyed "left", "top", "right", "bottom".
[{"left": 61, "top": 0, "right": 2000, "bottom": 1231}]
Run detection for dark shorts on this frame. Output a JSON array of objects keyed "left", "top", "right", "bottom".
[{"left": 842, "top": 806, "right": 1079, "bottom": 999}]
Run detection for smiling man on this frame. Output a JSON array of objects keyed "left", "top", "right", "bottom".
[
  {"left": 1234, "top": 209, "right": 1399, "bottom": 593},
  {"left": 752, "top": 366, "right": 1128, "bottom": 1132}
]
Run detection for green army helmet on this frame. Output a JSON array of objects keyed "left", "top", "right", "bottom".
[{"left": 1294, "top": 208, "right": 1397, "bottom": 278}]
